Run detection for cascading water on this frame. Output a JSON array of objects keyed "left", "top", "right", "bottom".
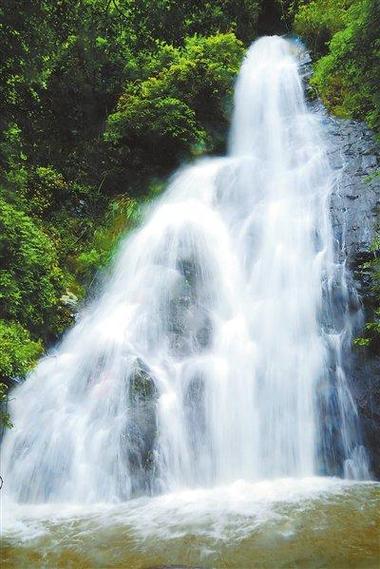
[{"left": 1, "top": 36, "right": 369, "bottom": 505}]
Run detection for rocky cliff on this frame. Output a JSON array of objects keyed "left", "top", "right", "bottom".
[{"left": 324, "top": 108, "right": 380, "bottom": 478}]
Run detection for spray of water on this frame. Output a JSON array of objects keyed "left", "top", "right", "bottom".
[{"left": 1, "top": 36, "right": 369, "bottom": 504}]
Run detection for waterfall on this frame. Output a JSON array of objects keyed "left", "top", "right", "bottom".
[{"left": 1, "top": 36, "right": 369, "bottom": 504}]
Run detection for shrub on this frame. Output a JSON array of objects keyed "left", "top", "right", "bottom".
[
  {"left": 0, "top": 320, "right": 42, "bottom": 383},
  {"left": 0, "top": 196, "right": 66, "bottom": 338},
  {"left": 105, "top": 33, "right": 244, "bottom": 175},
  {"left": 295, "top": 0, "right": 380, "bottom": 133},
  {"left": 0, "top": 320, "right": 43, "bottom": 429}
]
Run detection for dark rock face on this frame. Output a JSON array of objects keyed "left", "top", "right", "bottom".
[
  {"left": 349, "top": 351, "right": 380, "bottom": 478},
  {"left": 322, "top": 107, "right": 380, "bottom": 478},
  {"left": 124, "top": 359, "right": 159, "bottom": 495},
  {"left": 323, "top": 111, "right": 380, "bottom": 259}
]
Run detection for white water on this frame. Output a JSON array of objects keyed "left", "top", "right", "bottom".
[
  {"left": 1, "top": 36, "right": 369, "bottom": 506},
  {"left": 2, "top": 477, "right": 365, "bottom": 543}
]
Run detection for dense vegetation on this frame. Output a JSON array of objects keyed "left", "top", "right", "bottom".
[
  {"left": 295, "top": 0, "right": 379, "bottom": 132},
  {"left": 0, "top": 0, "right": 379, "bottom": 412}
]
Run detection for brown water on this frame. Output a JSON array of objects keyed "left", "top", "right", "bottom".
[{"left": 2, "top": 478, "right": 379, "bottom": 569}]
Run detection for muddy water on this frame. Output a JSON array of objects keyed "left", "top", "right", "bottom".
[{"left": 2, "top": 479, "right": 379, "bottom": 568}]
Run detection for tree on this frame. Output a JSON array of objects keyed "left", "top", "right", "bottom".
[{"left": 105, "top": 34, "right": 244, "bottom": 179}]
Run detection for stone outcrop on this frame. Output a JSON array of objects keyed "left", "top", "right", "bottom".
[
  {"left": 322, "top": 107, "right": 380, "bottom": 478},
  {"left": 323, "top": 109, "right": 380, "bottom": 258}
]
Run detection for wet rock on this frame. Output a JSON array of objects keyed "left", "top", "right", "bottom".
[
  {"left": 315, "top": 375, "right": 346, "bottom": 477},
  {"left": 124, "top": 359, "right": 159, "bottom": 495},
  {"left": 349, "top": 351, "right": 380, "bottom": 478},
  {"left": 321, "top": 107, "right": 380, "bottom": 260},
  {"left": 323, "top": 107, "right": 380, "bottom": 478},
  {"left": 60, "top": 291, "right": 79, "bottom": 319},
  {"left": 177, "top": 257, "right": 198, "bottom": 290},
  {"left": 129, "top": 359, "right": 158, "bottom": 402}
]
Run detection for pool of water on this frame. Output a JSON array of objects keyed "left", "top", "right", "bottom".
[{"left": 2, "top": 478, "right": 379, "bottom": 568}]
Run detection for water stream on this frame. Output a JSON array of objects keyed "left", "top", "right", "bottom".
[{"left": 1, "top": 36, "right": 378, "bottom": 569}]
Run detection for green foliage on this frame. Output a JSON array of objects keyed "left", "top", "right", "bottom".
[
  {"left": 114, "top": 0, "right": 262, "bottom": 46},
  {"left": 25, "top": 167, "right": 70, "bottom": 218},
  {"left": 0, "top": 196, "right": 68, "bottom": 338},
  {"left": 294, "top": 0, "right": 351, "bottom": 56},
  {"left": 353, "top": 336, "right": 371, "bottom": 347},
  {"left": 0, "top": 123, "right": 28, "bottom": 191},
  {"left": 294, "top": 0, "right": 380, "bottom": 132},
  {"left": 0, "top": 1, "right": 55, "bottom": 127},
  {"left": 0, "top": 383, "right": 13, "bottom": 429},
  {"left": 107, "top": 96, "right": 205, "bottom": 169},
  {"left": 76, "top": 196, "right": 141, "bottom": 282},
  {"left": 106, "top": 34, "right": 244, "bottom": 175},
  {"left": 0, "top": 321, "right": 43, "bottom": 428},
  {"left": 365, "top": 170, "right": 380, "bottom": 184},
  {"left": 0, "top": 320, "right": 42, "bottom": 382}
]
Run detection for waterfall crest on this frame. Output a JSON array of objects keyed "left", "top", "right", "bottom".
[{"left": 1, "top": 36, "right": 369, "bottom": 503}]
